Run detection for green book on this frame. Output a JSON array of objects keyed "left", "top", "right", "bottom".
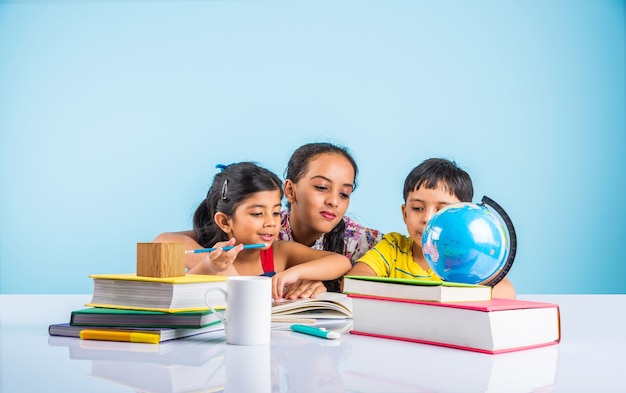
[
  {"left": 70, "top": 307, "right": 224, "bottom": 329},
  {"left": 342, "top": 276, "right": 492, "bottom": 302}
]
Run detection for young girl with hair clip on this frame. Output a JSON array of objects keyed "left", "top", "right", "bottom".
[
  {"left": 153, "top": 143, "right": 382, "bottom": 298},
  {"left": 183, "top": 162, "right": 351, "bottom": 301}
]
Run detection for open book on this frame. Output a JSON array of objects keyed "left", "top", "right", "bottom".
[{"left": 272, "top": 292, "right": 352, "bottom": 322}]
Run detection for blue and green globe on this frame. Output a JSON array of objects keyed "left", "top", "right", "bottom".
[{"left": 422, "top": 197, "right": 516, "bottom": 285}]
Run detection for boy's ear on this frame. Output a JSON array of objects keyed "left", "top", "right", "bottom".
[
  {"left": 401, "top": 204, "right": 408, "bottom": 222},
  {"left": 284, "top": 179, "right": 297, "bottom": 204},
  {"left": 214, "top": 212, "right": 232, "bottom": 233}
]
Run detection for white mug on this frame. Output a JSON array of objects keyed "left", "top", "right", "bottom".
[{"left": 206, "top": 276, "right": 272, "bottom": 345}]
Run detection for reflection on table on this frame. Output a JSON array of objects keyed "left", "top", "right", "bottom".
[
  {"left": 2, "top": 295, "right": 626, "bottom": 392},
  {"left": 45, "top": 321, "right": 559, "bottom": 393}
]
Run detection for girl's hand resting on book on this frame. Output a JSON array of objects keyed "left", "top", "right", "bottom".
[
  {"left": 186, "top": 238, "right": 241, "bottom": 276},
  {"left": 272, "top": 269, "right": 307, "bottom": 301},
  {"left": 282, "top": 280, "right": 327, "bottom": 300}
]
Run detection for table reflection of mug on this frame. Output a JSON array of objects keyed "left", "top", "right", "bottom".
[
  {"left": 271, "top": 329, "right": 351, "bottom": 393},
  {"left": 282, "top": 345, "right": 345, "bottom": 392},
  {"left": 225, "top": 344, "right": 271, "bottom": 393}
]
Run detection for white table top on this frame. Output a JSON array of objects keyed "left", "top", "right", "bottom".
[{"left": 1, "top": 294, "right": 625, "bottom": 392}]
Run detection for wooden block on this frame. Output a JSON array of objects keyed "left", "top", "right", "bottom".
[{"left": 137, "top": 243, "right": 186, "bottom": 278}]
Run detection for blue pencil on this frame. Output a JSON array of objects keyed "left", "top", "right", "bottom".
[{"left": 184, "top": 243, "right": 265, "bottom": 254}]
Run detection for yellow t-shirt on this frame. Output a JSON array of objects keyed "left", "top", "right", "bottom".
[{"left": 357, "top": 232, "right": 439, "bottom": 280}]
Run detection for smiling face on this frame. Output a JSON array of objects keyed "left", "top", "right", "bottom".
[
  {"left": 215, "top": 190, "right": 283, "bottom": 247},
  {"left": 402, "top": 183, "right": 461, "bottom": 251},
  {"left": 284, "top": 152, "right": 355, "bottom": 244}
]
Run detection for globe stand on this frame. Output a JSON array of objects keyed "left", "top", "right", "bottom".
[{"left": 480, "top": 196, "right": 517, "bottom": 287}]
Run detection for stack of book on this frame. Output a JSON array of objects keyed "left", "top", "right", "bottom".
[
  {"left": 343, "top": 276, "right": 561, "bottom": 354},
  {"left": 49, "top": 273, "right": 228, "bottom": 344}
]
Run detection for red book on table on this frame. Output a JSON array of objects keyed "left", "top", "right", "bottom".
[{"left": 349, "top": 294, "right": 561, "bottom": 355}]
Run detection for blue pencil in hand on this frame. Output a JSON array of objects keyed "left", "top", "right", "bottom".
[{"left": 184, "top": 243, "right": 265, "bottom": 254}]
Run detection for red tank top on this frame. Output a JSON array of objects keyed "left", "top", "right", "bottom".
[{"left": 260, "top": 246, "right": 275, "bottom": 274}]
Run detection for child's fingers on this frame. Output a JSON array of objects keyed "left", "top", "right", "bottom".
[
  {"left": 285, "top": 280, "right": 326, "bottom": 299},
  {"left": 281, "top": 280, "right": 302, "bottom": 300},
  {"left": 283, "top": 280, "right": 309, "bottom": 299},
  {"left": 214, "top": 238, "right": 236, "bottom": 250},
  {"left": 225, "top": 243, "right": 244, "bottom": 255},
  {"left": 309, "top": 282, "right": 327, "bottom": 297},
  {"left": 271, "top": 276, "right": 277, "bottom": 300},
  {"left": 209, "top": 237, "right": 243, "bottom": 269},
  {"left": 207, "top": 248, "right": 240, "bottom": 273},
  {"left": 271, "top": 276, "right": 280, "bottom": 301},
  {"left": 274, "top": 275, "right": 289, "bottom": 301}
]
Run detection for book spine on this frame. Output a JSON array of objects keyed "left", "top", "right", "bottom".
[{"left": 349, "top": 330, "right": 560, "bottom": 355}]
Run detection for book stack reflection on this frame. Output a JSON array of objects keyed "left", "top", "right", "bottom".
[
  {"left": 48, "top": 335, "right": 226, "bottom": 393},
  {"left": 344, "top": 339, "right": 559, "bottom": 392}
]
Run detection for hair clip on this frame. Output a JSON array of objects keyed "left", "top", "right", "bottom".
[
  {"left": 215, "top": 163, "right": 236, "bottom": 172},
  {"left": 221, "top": 179, "right": 229, "bottom": 202}
]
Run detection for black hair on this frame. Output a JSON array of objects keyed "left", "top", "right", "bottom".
[
  {"left": 284, "top": 143, "right": 359, "bottom": 292},
  {"left": 284, "top": 142, "right": 359, "bottom": 196},
  {"left": 193, "top": 162, "right": 283, "bottom": 248},
  {"left": 403, "top": 158, "right": 474, "bottom": 202}
]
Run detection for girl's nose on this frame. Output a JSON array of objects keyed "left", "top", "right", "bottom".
[
  {"left": 325, "top": 194, "right": 339, "bottom": 208},
  {"left": 264, "top": 217, "right": 278, "bottom": 227}
]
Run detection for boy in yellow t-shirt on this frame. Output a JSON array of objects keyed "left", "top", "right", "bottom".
[{"left": 346, "top": 158, "right": 516, "bottom": 299}]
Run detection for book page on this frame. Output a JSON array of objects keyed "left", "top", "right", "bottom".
[{"left": 272, "top": 292, "right": 352, "bottom": 319}]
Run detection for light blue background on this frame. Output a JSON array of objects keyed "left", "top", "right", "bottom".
[{"left": 1, "top": 0, "right": 624, "bottom": 294}]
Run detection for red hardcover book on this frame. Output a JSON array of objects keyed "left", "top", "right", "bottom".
[{"left": 349, "top": 294, "right": 561, "bottom": 354}]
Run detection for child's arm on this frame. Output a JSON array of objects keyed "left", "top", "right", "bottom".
[
  {"left": 153, "top": 230, "right": 205, "bottom": 270},
  {"left": 337, "top": 262, "right": 377, "bottom": 292},
  {"left": 345, "top": 262, "right": 377, "bottom": 277},
  {"left": 271, "top": 242, "right": 351, "bottom": 300},
  {"left": 492, "top": 277, "right": 516, "bottom": 299}
]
